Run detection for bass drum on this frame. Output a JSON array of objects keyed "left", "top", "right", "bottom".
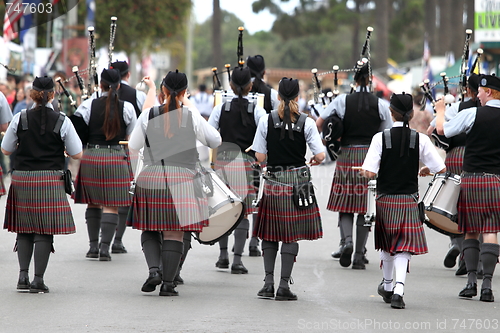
[{"left": 194, "top": 171, "right": 245, "bottom": 245}]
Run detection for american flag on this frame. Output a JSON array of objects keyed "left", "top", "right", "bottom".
[{"left": 3, "top": 0, "right": 23, "bottom": 42}]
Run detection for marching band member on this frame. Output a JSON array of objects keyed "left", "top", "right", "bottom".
[
  {"left": 316, "top": 63, "right": 392, "bottom": 269},
  {"left": 0, "top": 89, "right": 13, "bottom": 190},
  {"left": 2, "top": 77, "right": 83, "bottom": 293},
  {"left": 246, "top": 55, "right": 279, "bottom": 114},
  {"left": 208, "top": 67, "right": 267, "bottom": 274},
  {"left": 73, "top": 68, "right": 137, "bottom": 261},
  {"left": 361, "top": 93, "right": 446, "bottom": 309},
  {"left": 127, "top": 70, "right": 221, "bottom": 296},
  {"left": 252, "top": 77, "right": 325, "bottom": 300},
  {"left": 436, "top": 74, "right": 500, "bottom": 303},
  {"left": 108, "top": 61, "right": 148, "bottom": 255}
]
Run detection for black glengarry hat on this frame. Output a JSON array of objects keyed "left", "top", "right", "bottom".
[
  {"left": 390, "top": 92, "right": 413, "bottom": 115},
  {"left": 468, "top": 73, "right": 480, "bottom": 92},
  {"left": 33, "top": 76, "right": 54, "bottom": 92},
  {"left": 247, "top": 55, "right": 266, "bottom": 78},
  {"left": 278, "top": 77, "right": 299, "bottom": 100},
  {"left": 231, "top": 67, "right": 252, "bottom": 88},
  {"left": 110, "top": 61, "right": 129, "bottom": 76},
  {"left": 162, "top": 70, "right": 188, "bottom": 93},
  {"left": 101, "top": 68, "right": 121, "bottom": 86},
  {"left": 479, "top": 74, "right": 500, "bottom": 92}
]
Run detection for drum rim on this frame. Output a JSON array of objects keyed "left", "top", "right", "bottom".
[
  {"left": 424, "top": 206, "right": 456, "bottom": 221},
  {"left": 194, "top": 201, "right": 246, "bottom": 245}
]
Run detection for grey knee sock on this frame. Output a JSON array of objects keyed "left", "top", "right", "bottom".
[
  {"left": 451, "top": 235, "right": 465, "bottom": 251},
  {"left": 162, "top": 240, "right": 184, "bottom": 283},
  {"left": 86, "top": 208, "right": 102, "bottom": 248},
  {"left": 355, "top": 214, "right": 370, "bottom": 258},
  {"left": 463, "top": 239, "right": 481, "bottom": 285},
  {"left": 218, "top": 234, "right": 229, "bottom": 260},
  {"left": 339, "top": 213, "right": 354, "bottom": 243},
  {"left": 249, "top": 216, "right": 259, "bottom": 247},
  {"left": 141, "top": 231, "right": 162, "bottom": 273},
  {"left": 100, "top": 213, "right": 119, "bottom": 253},
  {"left": 16, "top": 233, "right": 35, "bottom": 275},
  {"left": 178, "top": 232, "right": 192, "bottom": 272},
  {"left": 233, "top": 218, "right": 249, "bottom": 264},
  {"left": 114, "top": 206, "right": 129, "bottom": 245},
  {"left": 33, "top": 234, "right": 53, "bottom": 280},
  {"left": 262, "top": 241, "right": 279, "bottom": 286},
  {"left": 279, "top": 242, "right": 299, "bottom": 289},
  {"left": 480, "top": 243, "right": 500, "bottom": 290}
]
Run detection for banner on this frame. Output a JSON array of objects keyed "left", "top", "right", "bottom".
[
  {"left": 475, "top": 0, "right": 500, "bottom": 41},
  {"left": 62, "top": 36, "right": 88, "bottom": 79}
]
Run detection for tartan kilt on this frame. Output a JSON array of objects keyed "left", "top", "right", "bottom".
[
  {"left": 73, "top": 148, "right": 133, "bottom": 206},
  {"left": 4, "top": 170, "right": 75, "bottom": 234},
  {"left": 127, "top": 164, "right": 209, "bottom": 232},
  {"left": 374, "top": 194, "right": 427, "bottom": 255},
  {"left": 213, "top": 151, "right": 257, "bottom": 214},
  {"left": 327, "top": 146, "right": 369, "bottom": 213},
  {"left": 457, "top": 173, "right": 500, "bottom": 233},
  {"left": 253, "top": 167, "right": 322, "bottom": 243},
  {"left": 0, "top": 166, "right": 6, "bottom": 196},
  {"left": 444, "top": 146, "right": 465, "bottom": 175}
]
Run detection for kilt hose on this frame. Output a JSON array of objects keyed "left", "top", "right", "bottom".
[
  {"left": 73, "top": 147, "right": 133, "bottom": 207},
  {"left": 253, "top": 167, "right": 322, "bottom": 243},
  {"left": 444, "top": 146, "right": 465, "bottom": 175},
  {"left": 213, "top": 150, "right": 257, "bottom": 215},
  {"left": 127, "top": 164, "right": 209, "bottom": 232},
  {"left": 327, "top": 146, "right": 369, "bottom": 214},
  {"left": 374, "top": 194, "right": 428, "bottom": 255},
  {"left": 4, "top": 170, "right": 75, "bottom": 234},
  {"left": 458, "top": 173, "right": 500, "bottom": 234}
]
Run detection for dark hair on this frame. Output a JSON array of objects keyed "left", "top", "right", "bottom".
[
  {"left": 100, "top": 82, "right": 121, "bottom": 141},
  {"left": 160, "top": 85, "right": 186, "bottom": 138}
]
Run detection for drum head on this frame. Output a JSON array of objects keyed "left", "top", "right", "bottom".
[{"left": 424, "top": 211, "right": 461, "bottom": 236}]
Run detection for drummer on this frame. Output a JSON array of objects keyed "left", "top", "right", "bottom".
[
  {"left": 361, "top": 92, "right": 445, "bottom": 309},
  {"left": 435, "top": 74, "right": 500, "bottom": 303}
]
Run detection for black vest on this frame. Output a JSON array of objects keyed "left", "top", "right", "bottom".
[
  {"left": 449, "top": 99, "right": 481, "bottom": 149},
  {"left": 219, "top": 98, "right": 257, "bottom": 152},
  {"left": 463, "top": 105, "right": 500, "bottom": 174},
  {"left": 342, "top": 92, "right": 381, "bottom": 145},
  {"left": 266, "top": 111, "right": 307, "bottom": 172},
  {"left": 88, "top": 97, "right": 127, "bottom": 145},
  {"left": 15, "top": 107, "right": 66, "bottom": 171},
  {"left": 143, "top": 105, "right": 198, "bottom": 169},
  {"left": 250, "top": 79, "right": 272, "bottom": 113},
  {"left": 378, "top": 128, "right": 420, "bottom": 194},
  {"left": 118, "top": 83, "right": 141, "bottom": 117}
]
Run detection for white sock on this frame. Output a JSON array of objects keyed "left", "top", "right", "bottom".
[
  {"left": 393, "top": 252, "right": 411, "bottom": 296},
  {"left": 380, "top": 251, "right": 394, "bottom": 292}
]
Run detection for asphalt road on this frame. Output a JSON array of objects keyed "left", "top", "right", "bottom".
[{"left": 0, "top": 161, "right": 498, "bottom": 333}]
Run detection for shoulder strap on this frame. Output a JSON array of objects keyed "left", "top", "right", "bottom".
[
  {"left": 53, "top": 112, "right": 66, "bottom": 134},
  {"left": 152, "top": 106, "right": 160, "bottom": 128},
  {"left": 383, "top": 129, "right": 392, "bottom": 149},
  {"left": 224, "top": 101, "right": 231, "bottom": 111},
  {"left": 247, "top": 100, "right": 255, "bottom": 114},
  {"left": 409, "top": 129, "right": 417, "bottom": 149},
  {"left": 293, "top": 113, "right": 307, "bottom": 133},
  {"left": 21, "top": 109, "right": 28, "bottom": 130},
  {"left": 271, "top": 110, "right": 281, "bottom": 129},
  {"left": 181, "top": 105, "right": 189, "bottom": 128}
]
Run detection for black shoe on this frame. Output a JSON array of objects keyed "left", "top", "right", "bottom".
[
  {"left": 331, "top": 242, "right": 346, "bottom": 259},
  {"left": 459, "top": 283, "right": 477, "bottom": 298},
  {"left": 480, "top": 288, "right": 494, "bottom": 302},
  {"left": 174, "top": 273, "right": 184, "bottom": 285},
  {"left": 377, "top": 282, "right": 393, "bottom": 304},
  {"left": 363, "top": 247, "right": 369, "bottom": 264},
  {"left": 444, "top": 244, "right": 460, "bottom": 268},
  {"left": 249, "top": 246, "right": 261, "bottom": 257},
  {"left": 455, "top": 259, "right": 467, "bottom": 276},
  {"left": 29, "top": 280, "right": 49, "bottom": 293},
  {"left": 17, "top": 276, "right": 30, "bottom": 290},
  {"left": 141, "top": 271, "right": 162, "bottom": 292},
  {"left": 99, "top": 250, "right": 112, "bottom": 261},
  {"left": 112, "top": 243, "right": 127, "bottom": 254},
  {"left": 231, "top": 263, "right": 248, "bottom": 274},
  {"left": 391, "top": 294, "right": 405, "bottom": 309},
  {"left": 275, "top": 287, "right": 298, "bottom": 301},
  {"left": 159, "top": 282, "right": 178, "bottom": 296},
  {"left": 257, "top": 285, "right": 275, "bottom": 298},
  {"left": 339, "top": 241, "right": 353, "bottom": 267},
  {"left": 215, "top": 258, "right": 229, "bottom": 269},
  {"left": 352, "top": 258, "right": 366, "bottom": 270},
  {"left": 86, "top": 246, "right": 99, "bottom": 259}
]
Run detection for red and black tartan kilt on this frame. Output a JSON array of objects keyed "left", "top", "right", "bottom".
[
  {"left": 374, "top": 194, "right": 427, "bottom": 255},
  {"left": 73, "top": 147, "right": 133, "bottom": 206},
  {"left": 127, "top": 164, "right": 209, "bottom": 232},
  {"left": 327, "top": 146, "right": 370, "bottom": 213},
  {"left": 444, "top": 146, "right": 465, "bottom": 175},
  {"left": 4, "top": 170, "right": 75, "bottom": 234},
  {"left": 213, "top": 151, "right": 257, "bottom": 215},
  {"left": 0, "top": 166, "right": 6, "bottom": 196},
  {"left": 253, "top": 167, "right": 322, "bottom": 243},
  {"left": 457, "top": 173, "right": 500, "bottom": 234}
]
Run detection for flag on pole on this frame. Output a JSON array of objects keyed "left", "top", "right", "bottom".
[
  {"left": 3, "top": 0, "right": 23, "bottom": 42},
  {"left": 422, "top": 36, "right": 435, "bottom": 98},
  {"left": 85, "top": 0, "right": 95, "bottom": 29}
]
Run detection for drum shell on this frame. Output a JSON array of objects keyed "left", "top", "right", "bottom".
[{"left": 365, "top": 180, "right": 377, "bottom": 223}]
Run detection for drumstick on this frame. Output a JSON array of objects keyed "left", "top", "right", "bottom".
[
  {"left": 119, "top": 141, "right": 128, "bottom": 145},
  {"left": 245, "top": 146, "right": 252, "bottom": 153},
  {"left": 352, "top": 166, "right": 363, "bottom": 170}
]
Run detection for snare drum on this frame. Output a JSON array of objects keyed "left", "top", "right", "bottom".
[
  {"left": 420, "top": 173, "right": 462, "bottom": 236},
  {"left": 364, "top": 180, "right": 376, "bottom": 226},
  {"left": 194, "top": 171, "right": 245, "bottom": 245}
]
